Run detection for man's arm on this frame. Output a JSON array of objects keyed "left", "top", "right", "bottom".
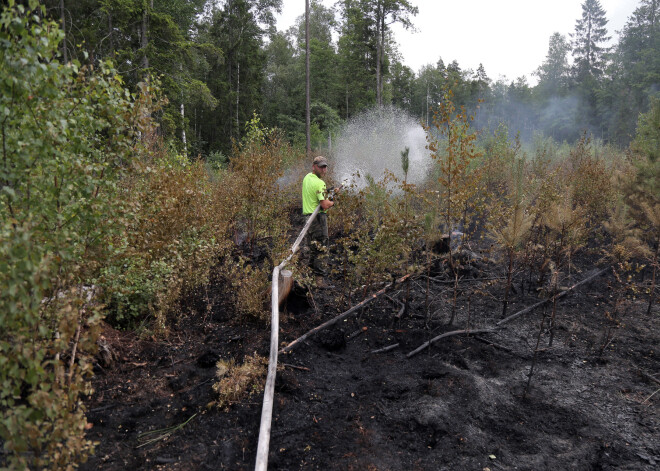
[
  {"left": 317, "top": 184, "right": 335, "bottom": 210},
  {"left": 320, "top": 199, "right": 334, "bottom": 210}
]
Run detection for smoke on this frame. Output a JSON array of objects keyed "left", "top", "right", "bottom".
[
  {"left": 470, "top": 89, "right": 617, "bottom": 145},
  {"left": 332, "top": 106, "right": 432, "bottom": 189}
]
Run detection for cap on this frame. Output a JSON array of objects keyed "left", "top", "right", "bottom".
[{"left": 313, "top": 156, "right": 328, "bottom": 167}]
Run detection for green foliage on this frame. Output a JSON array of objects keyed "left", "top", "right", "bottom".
[
  {"left": 207, "top": 150, "right": 229, "bottom": 170},
  {"left": 632, "top": 95, "right": 660, "bottom": 176},
  {"left": 221, "top": 256, "right": 271, "bottom": 322},
  {"left": 99, "top": 160, "right": 237, "bottom": 331},
  {"left": 568, "top": 134, "right": 618, "bottom": 224},
  {"left": 331, "top": 170, "right": 423, "bottom": 298},
  {"left": 99, "top": 255, "right": 173, "bottom": 328},
  {"left": 427, "top": 90, "right": 484, "bottom": 256},
  {"left": 0, "top": 2, "right": 142, "bottom": 467},
  {"left": 231, "top": 114, "right": 290, "bottom": 249}
]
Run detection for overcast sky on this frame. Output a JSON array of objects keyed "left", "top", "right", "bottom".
[{"left": 275, "top": 0, "right": 639, "bottom": 85}]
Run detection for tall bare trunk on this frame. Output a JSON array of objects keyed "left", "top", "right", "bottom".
[
  {"left": 108, "top": 11, "right": 114, "bottom": 55},
  {"left": 181, "top": 103, "right": 187, "bottom": 155},
  {"left": 305, "top": 0, "right": 311, "bottom": 155},
  {"left": 375, "top": 2, "right": 382, "bottom": 107},
  {"left": 60, "top": 0, "right": 68, "bottom": 63},
  {"left": 140, "top": 1, "right": 151, "bottom": 74}
]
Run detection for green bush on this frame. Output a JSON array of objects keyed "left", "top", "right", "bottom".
[{"left": 0, "top": 2, "right": 145, "bottom": 467}]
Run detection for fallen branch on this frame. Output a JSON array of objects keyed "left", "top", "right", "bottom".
[
  {"left": 406, "top": 267, "right": 610, "bottom": 358},
  {"left": 371, "top": 343, "right": 399, "bottom": 354},
  {"left": 406, "top": 328, "right": 496, "bottom": 358},
  {"left": 280, "top": 274, "right": 411, "bottom": 354},
  {"left": 426, "top": 276, "right": 505, "bottom": 285},
  {"left": 496, "top": 267, "right": 608, "bottom": 327}
]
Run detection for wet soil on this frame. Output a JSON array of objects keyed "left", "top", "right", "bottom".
[{"left": 82, "top": 249, "right": 659, "bottom": 471}]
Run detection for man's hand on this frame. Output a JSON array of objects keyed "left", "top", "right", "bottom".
[{"left": 328, "top": 186, "right": 341, "bottom": 201}]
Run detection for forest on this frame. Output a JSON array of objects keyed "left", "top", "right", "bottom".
[
  {"left": 23, "top": 0, "right": 660, "bottom": 155},
  {"left": 0, "top": 0, "right": 658, "bottom": 469}
]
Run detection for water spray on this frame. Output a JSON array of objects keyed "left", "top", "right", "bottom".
[{"left": 332, "top": 106, "right": 432, "bottom": 190}]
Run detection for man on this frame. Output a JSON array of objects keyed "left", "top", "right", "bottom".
[{"left": 302, "top": 156, "right": 335, "bottom": 289}]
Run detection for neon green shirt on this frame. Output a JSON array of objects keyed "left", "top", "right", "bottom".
[{"left": 302, "top": 172, "right": 327, "bottom": 214}]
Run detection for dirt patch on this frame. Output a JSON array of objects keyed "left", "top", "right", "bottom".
[{"left": 82, "top": 252, "right": 659, "bottom": 470}]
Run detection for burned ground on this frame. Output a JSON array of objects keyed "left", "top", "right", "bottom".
[{"left": 82, "top": 245, "right": 659, "bottom": 471}]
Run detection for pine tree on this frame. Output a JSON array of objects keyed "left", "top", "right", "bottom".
[
  {"left": 535, "top": 32, "right": 571, "bottom": 98},
  {"left": 571, "top": 0, "right": 611, "bottom": 80}
]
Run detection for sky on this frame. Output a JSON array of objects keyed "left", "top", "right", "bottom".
[{"left": 274, "top": 0, "right": 639, "bottom": 85}]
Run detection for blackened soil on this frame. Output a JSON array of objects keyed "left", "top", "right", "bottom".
[{"left": 82, "top": 252, "right": 659, "bottom": 471}]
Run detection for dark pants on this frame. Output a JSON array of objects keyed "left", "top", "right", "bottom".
[{"left": 306, "top": 212, "right": 328, "bottom": 276}]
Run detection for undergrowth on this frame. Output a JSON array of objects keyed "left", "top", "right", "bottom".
[{"left": 2, "top": 3, "right": 658, "bottom": 467}]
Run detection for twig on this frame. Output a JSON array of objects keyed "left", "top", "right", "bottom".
[
  {"left": 280, "top": 363, "right": 310, "bottom": 371},
  {"left": 67, "top": 322, "right": 82, "bottom": 385},
  {"left": 136, "top": 412, "right": 198, "bottom": 448},
  {"left": 406, "top": 328, "right": 496, "bottom": 358},
  {"left": 371, "top": 343, "right": 399, "bottom": 354},
  {"left": 497, "top": 267, "right": 608, "bottom": 327},
  {"left": 307, "top": 290, "right": 319, "bottom": 318},
  {"left": 386, "top": 295, "right": 406, "bottom": 319},
  {"left": 89, "top": 404, "right": 116, "bottom": 414},
  {"left": 346, "top": 327, "right": 367, "bottom": 342},
  {"left": 351, "top": 281, "right": 387, "bottom": 296},
  {"left": 640, "top": 370, "right": 660, "bottom": 387},
  {"left": 642, "top": 388, "right": 659, "bottom": 404},
  {"left": 280, "top": 274, "right": 412, "bottom": 354}
]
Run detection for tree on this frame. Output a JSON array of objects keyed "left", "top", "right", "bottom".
[
  {"left": 536, "top": 32, "right": 571, "bottom": 98},
  {"left": 306, "top": 0, "right": 311, "bottom": 154},
  {"left": 262, "top": 32, "right": 300, "bottom": 131},
  {"left": 202, "top": 0, "right": 281, "bottom": 152},
  {"left": 372, "top": 0, "right": 418, "bottom": 106},
  {"left": 297, "top": 0, "right": 339, "bottom": 153},
  {"left": 605, "top": 0, "right": 660, "bottom": 145},
  {"left": 336, "top": 0, "right": 416, "bottom": 112},
  {"left": 263, "top": 0, "right": 339, "bottom": 147},
  {"left": 337, "top": 0, "right": 378, "bottom": 117},
  {"left": 390, "top": 59, "right": 415, "bottom": 112},
  {"left": 413, "top": 62, "right": 446, "bottom": 127},
  {"left": 571, "top": 0, "right": 611, "bottom": 81}
]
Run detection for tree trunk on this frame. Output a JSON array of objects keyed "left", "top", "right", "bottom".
[
  {"left": 60, "top": 0, "right": 68, "bottom": 63},
  {"left": 305, "top": 0, "right": 311, "bottom": 155},
  {"left": 140, "top": 0, "right": 152, "bottom": 74},
  {"left": 379, "top": 8, "right": 386, "bottom": 107},
  {"left": 647, "top": 239, "right": 658, "bottom": 316},
  {"left": 502, "top": 248, "right": 514, "bottom": 318},
  {"left": 108, "top": 11, "right": 114, "bottom": 55},
  {"left": 375, "top": 2, "right": 383, "bottom": 107},
  {"left": 181, "top": 103, "right": 187, "bottom": 155}
]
